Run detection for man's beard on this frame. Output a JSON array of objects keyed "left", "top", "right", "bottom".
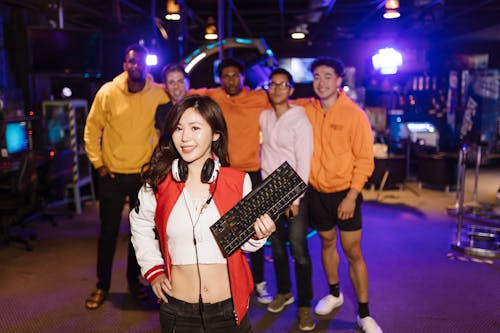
[
  {"left": 129, "top": 74, "right": 146, "bottom": 83},
  {"left": 226, "top": 87, "right": 241, "bottom": 96}
]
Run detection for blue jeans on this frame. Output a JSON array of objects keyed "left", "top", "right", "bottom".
[{"left": 269, "top": 198, "right": 313, "bottom": 307}]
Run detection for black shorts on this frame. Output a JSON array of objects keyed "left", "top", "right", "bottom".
[{"left": 307, "top": 187, "right": 363, "bottom": 232}]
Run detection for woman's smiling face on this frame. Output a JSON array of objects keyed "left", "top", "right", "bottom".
[{"left": 172, "top": 107, "right": 219, "bottom": 167}]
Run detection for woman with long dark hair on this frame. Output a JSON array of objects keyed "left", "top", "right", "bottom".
[{"left": 130, "top": 95, "right": 275, "bottom": 332}]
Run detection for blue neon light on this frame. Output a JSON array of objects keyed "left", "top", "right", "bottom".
[
  {"left": 206, "top": 41, "right": 222, "bottom": 49},
  {"left": 235, "top": 38, "right": 252, "bottom": 44}
]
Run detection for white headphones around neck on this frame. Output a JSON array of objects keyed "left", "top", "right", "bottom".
[{"left": 171, "top": 156, "right": 220, "bottom": 184}]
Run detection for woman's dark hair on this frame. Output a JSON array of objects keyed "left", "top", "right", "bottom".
[{"left": 142, "top": 95, "right": 229, "bottom": 192}]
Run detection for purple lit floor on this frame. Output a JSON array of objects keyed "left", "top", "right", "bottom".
[{"left": 0, "top": 170, "right": 499, "bottom": 333}]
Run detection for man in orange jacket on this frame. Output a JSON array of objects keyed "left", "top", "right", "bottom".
[
  {"left": 295, "top": 57, "right": 382, "bottom": 333},
  {"left": 190, "top": 57, "right": 272, "bottom": 304}
]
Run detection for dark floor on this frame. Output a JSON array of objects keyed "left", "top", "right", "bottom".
[{"left": 0, "top": 170, "right": 499, "bottom": 333}]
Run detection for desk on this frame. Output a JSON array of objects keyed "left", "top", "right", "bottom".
[
  {"left": 417, "top": 153, "right": 458, "bottom": 191},
  {"left": 0, "top": 160, "right": 20, "bottom": 175},
  {"left": 0, "top": 154, "right": 47, "bottom": 183},
  {"left": 367, "top": 155, "right": 406, "bottom": 190},
  {"left": 0, "top": 161, "right": 20, "bottom": 190}
]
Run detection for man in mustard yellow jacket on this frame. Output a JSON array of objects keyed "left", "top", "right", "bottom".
[{"left": 83, "top": 44, "right": 169, "bottom": 310}]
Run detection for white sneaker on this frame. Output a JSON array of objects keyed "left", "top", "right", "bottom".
[
  {"left": 255, "top": 281, "right": 273, "bottom": 304},
  {"left": 314, "top": 293, "right": 344, "bottom": 315},
  {"left": 357, "top": 315, "right": 383, "bottom": 333}
]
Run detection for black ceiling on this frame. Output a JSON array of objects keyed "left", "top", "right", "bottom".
[{"left": 5, "top": 0, "right": 500, "bottom": 48}]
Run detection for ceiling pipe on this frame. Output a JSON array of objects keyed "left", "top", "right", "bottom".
[
  {"left": 112, "top": 0, "right": 122, "bottom": 24},
  {"left": 350, "top": 0, "right": 386, "bottom": 33},
  {"left": 279, "top": 0, "right": 285, "bottom": 40},
  {"left": 227, "top": 0, "right": 232, "bottom": 39},
  {"left": 58, "top": 0, "right": 64, "bottom": 29},
  {"left": 227, "top": 0, "right": 253, "bottom": 37},
  {"left": 423, "top": 0, "right": 495, "bottom": 37},
  {"left": 308, "top": 0, "right": 337, "bottom": 42},
  {"left": 118, "top": 0, "right": 150, "bottom": 18},
  {"left": 178, "top": 0, "right": 188, "bottom": 59},
  {"left": 218, "top": 0, "right": 224, "bottom": 60},
  {"left": 226, "top": 0, "right": 233, "bottom": 56}
]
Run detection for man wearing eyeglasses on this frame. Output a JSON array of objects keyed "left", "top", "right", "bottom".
[{"left": 260, "top": 68, "right": 315, "bottom": 331}]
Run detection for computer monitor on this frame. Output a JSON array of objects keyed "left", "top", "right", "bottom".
[
  {"left": 5, "top": 121, "right": 29, "bottom": 154},
  {"left": 401, "top": 122, "right": 439, "bottom": 147},
  {"left": 278, "top": 57, "right": 315, "bottom": 83},
  {"left": 44, "top": 106, "right": 71, "bottom": 151}
]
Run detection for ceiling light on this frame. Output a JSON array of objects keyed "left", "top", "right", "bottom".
[
  {"left": 291, "top": 32, "right": 306, "bottom": 40},
  {"left": 383, "top": 9, "right": 401, "bottom": 19},
  {"left": 61, "top": 87, "right": 72, "bottom": 98},
  {"left": 146, "top": 54, "right": 158, "bottom": 66},
  {"left": 165, "top": 13, "right": 180, "bottom": 20},
  {"left": 385, "top": 0, "right": 400, "bottom": 9},
  {"left": 384, "top": 0, "right": 400, "bottom": 19},
  {"left": 372, "top": 47, "right": 403, "bottom": 74},
  {"left": 290, "top": 24, "right": 308, "bottom": 40},
  {"left": 204, "top": 16, "right": 218, "bottom": 40},
  {"left": 165, "top": 0, "right": 180, "bottom": 21}
]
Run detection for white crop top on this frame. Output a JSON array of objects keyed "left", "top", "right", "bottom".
[{"left": 167, "top": 174, "right": 254, "bottom": 265}]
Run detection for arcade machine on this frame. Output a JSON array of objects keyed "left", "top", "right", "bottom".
[
  {"left": 182, "top": 37, "right": 278, "bottom": 89},
  {"left": 450, "top": 68, "right": 500, "bottom": 259}
]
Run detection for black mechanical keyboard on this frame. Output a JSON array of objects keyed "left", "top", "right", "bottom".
[{"left": 210, "top": 161, "right": 308, "bottom": 257}]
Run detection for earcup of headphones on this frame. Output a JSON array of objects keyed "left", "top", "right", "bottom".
[
  {"left": 171, "top": 158, "right": 188, "bottom": 182},
  {"left": 201, "top": 157, "right": 220, "bottom": 184},
  {"left": 172, "top": 157, "right": 220, "bottom": 183}
]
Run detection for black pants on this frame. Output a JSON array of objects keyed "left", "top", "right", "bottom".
[
  {"left": 269, "top": 198, "right": 313, "bottom": 307},
  {"left": 96, "top": 173, "right": 142, "bottom": 291},
  {"left": 160, "top": 296, "right": 253, "bottom": 333},
  {"left": 247, "top": 171, "right": 264, "bottom": 284}
]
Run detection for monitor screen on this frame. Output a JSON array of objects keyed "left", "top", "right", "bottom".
[
  {"left": 405, "top": 122, "right": 436, "bottom": 133},
  {"left": 278, "top": 57, "right": 315, "bottom": 83},
  {"left": 45, "top": 106, "right": 71, "bottom": 151},
  {"left": 5, "top": 122, "right": 29, "bottom": 154}
]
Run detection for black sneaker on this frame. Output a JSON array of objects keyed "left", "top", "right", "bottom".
[{"left": 128, "top": 283, "right": 148, "bottom": 300}]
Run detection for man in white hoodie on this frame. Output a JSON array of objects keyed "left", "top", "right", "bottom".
[
  {"left": 83, "top": 44, "right": 168, "bottom": 310},
  {"left": 260, "top": 68, "right": 315, "bottom": 331}
]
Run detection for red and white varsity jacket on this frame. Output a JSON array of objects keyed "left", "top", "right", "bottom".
[{"left": 130, "top": 167, "right": 263, "bottom": 325}]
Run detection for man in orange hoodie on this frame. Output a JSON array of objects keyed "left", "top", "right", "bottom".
[
  {"left": 190, "top": 57, "right": 272, "bottom": 304},
  {"left": 295, "top": 57, "right": 382, "bottom": 333}
]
